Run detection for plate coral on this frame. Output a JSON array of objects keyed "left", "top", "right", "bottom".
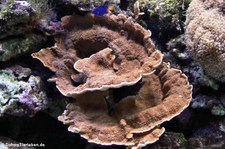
[{"left": 32, "top": 13, "right": 192, "bottom": 148}]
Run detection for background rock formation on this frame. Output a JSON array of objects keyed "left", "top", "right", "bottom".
[
  {"left": 0, "top": 65, "right": 48, "bottom": 117},
  {"left": 185, "top": 0, "right": 225, "bottom": 81}
]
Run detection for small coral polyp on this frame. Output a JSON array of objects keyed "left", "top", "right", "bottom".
[
  {"left": 32, "top": 13, "right": 192, "bottom": 148},
  {"left": 32, "top": 13, "right": 163, "bottom": 96}
]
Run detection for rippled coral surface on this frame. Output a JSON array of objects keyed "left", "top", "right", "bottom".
[{"left": 0, "top": 0, "right": 225, "bottom": 149}]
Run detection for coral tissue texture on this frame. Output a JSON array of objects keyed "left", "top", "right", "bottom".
[
  {"left": 58, "top": 63, "right": 192, "bottom": 148},
  {"left": 32, "top": 14, "right": 163, "bottom": 96},
  {"left": 32, "top": 13, "right": 192, "bottom": 148},
  {"left": 185, "top": 0, "right": 225, "bottom": 81}
]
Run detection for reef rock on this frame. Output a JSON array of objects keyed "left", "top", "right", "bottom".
[
  {"left": 185, "top": 0, "right": 225, "bottom": 82},
  {"left": 0, "top": 65, "right": 48, "bottom": 117},
  {"left": 191, "top": 93, "right": 225, "bottom": 116},
  {"left": 164, "top": 35, "right": 219, "bottom": 92},
  {"left": 0, "top": 1, "right": 35, "bottom": 39},
  {"left": 187, "top": 119, "right": 225, "bottom": 148},
  {"left": 133, "top": 0, "right": 191, "bottom": 44},
  {"left": 0, "top": 34, "right": 46, "bottom": 61},
  {"left": 0, "top": 0, "right": 62, "bottom": 61},
  {"left": 146, "top": 132, "right": 187, "bottom": 149},
  {"left": 58, "top": 0, "right": 120, "bottom": 6}
]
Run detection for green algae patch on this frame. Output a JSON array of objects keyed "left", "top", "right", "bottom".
[{"left": 0, "top": 34, "right": 46, "bottom": 61}]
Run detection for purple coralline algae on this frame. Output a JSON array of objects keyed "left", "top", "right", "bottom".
[
  {"left": 0, "top": 0, "right": 64, "bottom": 61},
  {"left": 0, "top": 65, "right": 48, "bottom": 117},
  {"left": 37, "top": 19, "right": 64, "bottom": 36},
  {"left": 0, "top": 0, "right": 61, "bottom": 37},
  {"left": 182, "top": 63, "right": 219, "bottom": 92},
  {"left": 0, "top": 1, "right": 35, "bottom": 39}
]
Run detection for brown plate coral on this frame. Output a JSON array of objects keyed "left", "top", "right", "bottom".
[
  {"left": 32, "top": 13, "right": 163, "bottom": 96},
  {"left": 32, "top": 13, "right": 192, "bottom": 148},
  {"left": 58, "top": 63, "right": 192, "bottom": 148}
]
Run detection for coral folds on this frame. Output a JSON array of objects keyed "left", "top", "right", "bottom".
[
  {"left": 32, "top": 13, "right": 192, "bottom": 148},
  {"left": 58, "top": 63, "right": 192, "bottom": 148},
  {"left": 32, "top": 13, "right": 163, "bottom": 96}
]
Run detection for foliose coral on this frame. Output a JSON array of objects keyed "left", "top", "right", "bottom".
[
  {"left": 32, "top": 13, "right": 192, "bottom": 148},
  {"left": 185, "top": 0, "right": 225, "bottom": 82},
  {"left": 0, "top": 65, "right": 48, "bottom": 117},
  {"left": 58, "top": 63, "right": 192, "bottom": 148},
  {"left": 32, "top": 13, "right": 163, "bottom": 96}
]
